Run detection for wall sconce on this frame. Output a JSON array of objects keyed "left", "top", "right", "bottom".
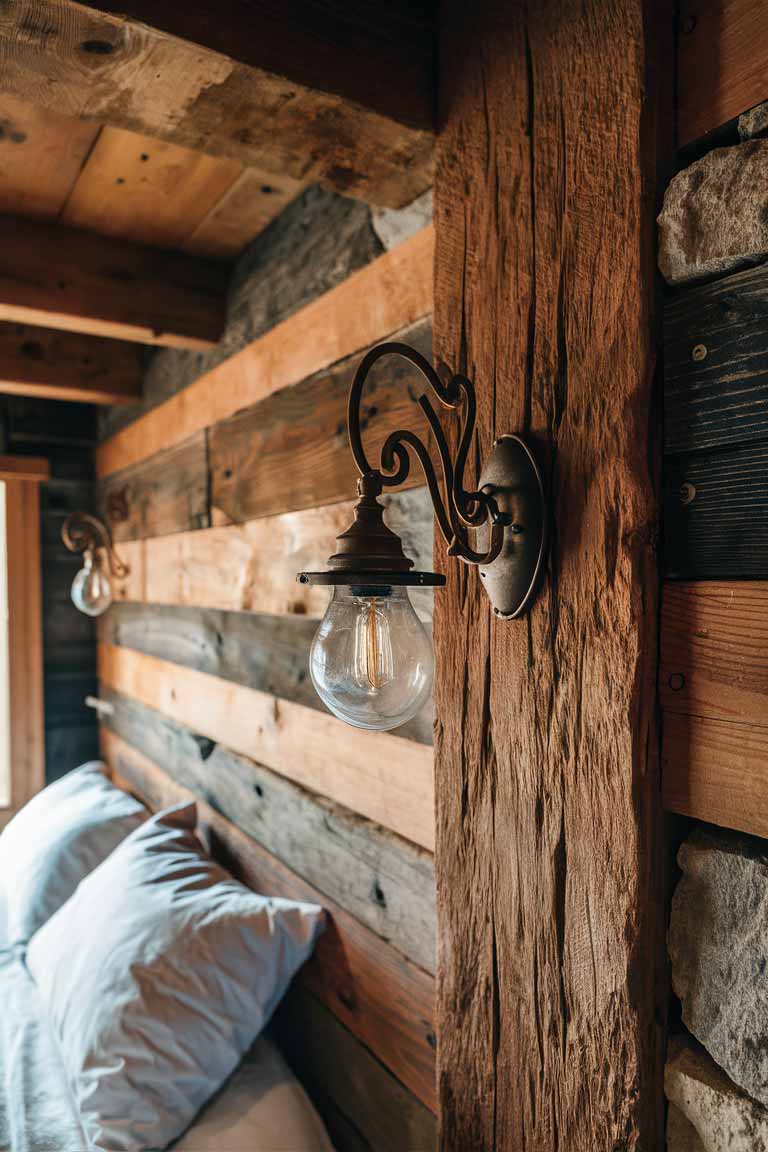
[
  {"left": 298, "top": 342, "right": 548, "bottom": 731},
  {"left": 62, "top": 511, "right": 129, "bottom": 617}
]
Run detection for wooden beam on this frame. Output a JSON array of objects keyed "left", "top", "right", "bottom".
[
  {"left": 98, "top": 643, "right": 435, "bottom": 851},
  {"left": 0, "top": 216, "right": 226, "bottom": 349},
  {"left": 102, "top": 729, "right": 437, "bottom": 1112},
  {"left": 0, "top": 0, "right": 434, "bottom": 208},
  {"left": 0, "top": 455, "right": 49, "bottom": 482},
  {"left": 678, "top": 0, "right": 768, "bottom": 145},
  {"left": 97, "top": 227, "right": 434, "bottom": 476},
  {"left": 661, "top": 581, "right": 768, "bottom": 836},
  {"left": 0, "top": 322, "right": 141, "bottom": 405},
  {"left": 432, "top": 2, "right": 668, "bottom": 1148}
]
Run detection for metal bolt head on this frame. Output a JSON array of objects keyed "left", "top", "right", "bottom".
[
  {"left": 679, "top": 482, "right": 696, "bottom": 506},
  {"left": 668, "top": 672, "right": 686, "bottom": 692},
  {"left": 692, "top": 343, "right": 707, "bottom": 362}
]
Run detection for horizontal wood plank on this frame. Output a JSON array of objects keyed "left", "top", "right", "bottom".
[
  {"left": 100, "top": 433, "right": 210, "bottom": 542},
  {"left": 0, "top": 455, "right": 49, "bottom": 481},
  {"left": 182, "top": 166, "right": 306, "bottom": 261},
  {"left": 99, "top": 602, "right": 434, "bottom": 746},
  {"left": 664, "top": 264, "right": 768, "bottom": 455},
  {"left": 664, "top": 442, "right": 768, "bottom": 578},
  {"left": 0, "top": 216, "right": 226, "bottom": 349},
  {"left": 0, "top": 0, "right": 433, "bottom": 208},
  {"left": 103, "top": 729, "right": 436, "bottom": 1111},
  {"left": 98, "top": 643, "right": 435, "bottom": 850},
  {"left": 678, "top": 0, "right": 768, "bottom": 145},
  {"left": 96, "top": 227, "right": 434, "bottom": 477},
  {"left": 101, "top": 688, "right": 436, "bottom": 971},
  {"left": 273, "top": 987, "right": 437, "bottom": 1152},
  {"left": 0, "top": 322, "right": 141, "bottom": 405}
]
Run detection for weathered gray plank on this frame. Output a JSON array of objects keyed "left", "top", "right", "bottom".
[
  {"left": 664, "top": 263, "right": 768, "bottom": 455},
  {"left": 102, "top": 689, "right": 436, "bottom": 974},
  {"left": 272, "top": 987, "right": 437, "bottom": 1152}
]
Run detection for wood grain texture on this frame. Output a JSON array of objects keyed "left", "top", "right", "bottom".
[
  {"left": 98, "top": 603, "right": 434, "bottom": 750},
  {"left": 0, "top": 216, "right": 226, "bottom": 348},
  {"left": 678, "top": 0, "right": 768, "bottom": 145},
  {"left": 182, "top": 166, "right": 306, "bottom": 260},
  {"left": 98, "top": 642, "right": 435, "bottom": 850},
  {"left": 100, "top": 433, "right": 210, "bottom": 542},
  {"left": 0, "top": 322, "right": 140, "bottom": 405},
  {"left": 0, "top": 0, "right": 433, "bottom": 207},
  {"left": 664, "top": 442, "right": 768, "bottom": 578},
  {"left": 101, "top": 687, "right": 436, "bottom": 970},
  {"left": 664, "top": 264, "right": 768, "bottom": 455},
  {"left": 662, "top": 712, "right": 768, "bottom": 837},
  {"left": 274, "top": 988, "right": 437, "bottom": 1152},
  {"left": 97, "top": 227, "right": 434, "bottom": 476},
  {"left": 102, "top": 729, "right": 437, "bottom": 1111},
  {"left": 660, "top": 581, "right": 768, "bottom": 724},
  {"left": 0, "top": 94, "right": 98, "bottom": 219},
  {"left": 432, "top": 2, "right": 667, "bottom": 1148}
]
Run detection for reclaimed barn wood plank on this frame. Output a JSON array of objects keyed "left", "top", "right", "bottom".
[
  {"left": 664, "top": 264, "right": 768, "bottom": 455},
  {"left": 0, "top": 216, "right": 226, "bottom": 348},
  {"left": 98, "top": 643, "right": 435, "bottom": 850},
  {"left": 103, "top": 729, "right": 437, "bottom": 1111},
  {"left": 0, "top": 322, "right": 141, "bottom": 406},
  {"left": 273, "top": 988, "right": 437, "bottom": 1152},
  {"left": 96, "top": 228, "right": 434, "bottom": 477},
  {"left": 99, "top": 432, "right": 209, "bottom": 543},
  {"left": 99, "top": 602, "right": 434, "bottom": 746},
  {"left": 664, "top": 442, "right": 768, "bottom": 578},
  {"left": 101, "top": 688, "right": 436, "bottom": 971},
  {"left": 0, "top": 0, "right": 433, "bottom": 207},
  {"left": 663, "top": 711, "right": 768, "bottom": 837},
  {"left": 183, "top": 166, "right": 306, "bottom": 261},
  {"left": 660, "top": 582, "right": 768, "bottom": 725},
  {"left": 678, "top": 0, "right": 767, "bottom": 145},
  {"left": 432, "top": 1, "right": 668, "bottom": 1147}
]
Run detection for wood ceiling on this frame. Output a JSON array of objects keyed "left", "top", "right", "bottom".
[{"left": 0, "top": 0, "right": 436, "bottom": 406}]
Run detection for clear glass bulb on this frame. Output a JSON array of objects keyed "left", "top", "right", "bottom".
[
  {"left": 310, "top": 585, "right": 433, "bottom": 731},
  {"left": 71, "top": 552, "right": 112, "bottom": 617}
]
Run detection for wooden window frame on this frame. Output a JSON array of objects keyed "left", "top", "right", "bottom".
[{"left": 0, "top": 455, "right": 49, "bottom": 830}]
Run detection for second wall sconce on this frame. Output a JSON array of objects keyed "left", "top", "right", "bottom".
[
  {"left": 62, "top": 511, "right": 129, "bottom": 617},
  {"left": 298, "top": 341, "right": 548, "bottom": 732}
]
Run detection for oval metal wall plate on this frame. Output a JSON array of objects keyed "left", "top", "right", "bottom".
[{"left": 477, "top": 435, "right": 547, "bottom": 619}]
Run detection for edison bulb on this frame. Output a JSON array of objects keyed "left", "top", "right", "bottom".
[
  {"left": 309, "top": 585, "right": 433, "bottom": 731},
  {"left": 71, "top": 552, "right": 112, "bottom": 617}
]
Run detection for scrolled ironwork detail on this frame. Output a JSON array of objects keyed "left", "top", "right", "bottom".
[{"left": 61, "top": 511, "right": 129, "bottom": 579}]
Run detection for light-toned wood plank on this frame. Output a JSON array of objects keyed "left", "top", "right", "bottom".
[
  {"left": 0, "top": 95, "right": 99, "bottom": 219},
  {"left": 0, "top": 455, "right": 49, "bottom": 482},
  {"left": 0, "top": 322, "right": 140, "bottom": 405},
  {"left": 96, "top": 226, "right": 435, "bottom": 476},
  {"left": 102, "top": 687, "right": 436, "bottom": 969},
  {"left": 0, "top": 215, "right": 226, "bottom": 349},
  {"left": 678, "top": 0, "right": 768, "bottom": 144},
  {"left": 660, "top": 582, "right": 768, "bottom": 725},
  {"left": 5, "top": 479, "right": 45, "bottom": 812},
  {"left": 662, "top": 711, "right": 768, "bottom": 838},
  {"left": 103, "top": 728, "right": 437, "bottom": 1111},
  {"left": 183, "top": 166, "right": 306, "bottom": 260},
  {"left": 98, "top": 642, "right": 435, "bottom": 851},
  {"left": 62, "top": 125, "right": 243, "bottom": 251},
  {"left": 0, "top": 0, "right": 433, "bottom": 208}
]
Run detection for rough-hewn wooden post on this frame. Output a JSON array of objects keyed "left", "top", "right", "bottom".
[{"left": 432, "top": 2, "right": 669, "bottom": 1147}]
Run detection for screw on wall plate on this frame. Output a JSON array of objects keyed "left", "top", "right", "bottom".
[
  {"left": 679, "top": 482, "right": 696, "bottom": 506},
  {"left": 668, "top": 673, "right": 686, "bottom": 692},
  {"left": 692, "top": 343, "right": 707, "bottom": 362}
]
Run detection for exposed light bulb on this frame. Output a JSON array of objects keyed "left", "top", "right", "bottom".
[
  {"left": 310, "top": 585, "right": 433, "bottom": 731},
  {"left": 71, "top": 551, "right": 113, "bottom": 617}
]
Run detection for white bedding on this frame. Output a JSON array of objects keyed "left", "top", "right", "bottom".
[{"left": 0, "top": 950, "right": 332, "bottom": 1151}]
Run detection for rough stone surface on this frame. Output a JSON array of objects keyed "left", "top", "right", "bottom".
[
  {"left": 739, "top": 101, "right": 768, "bottom": 142},
  {"left": 372, "top": 188, "right": 433, "bottom": 251},
  {"left": 670, "top": 827, "right": 768, "bottom": 1108},
  {"left": 666, "top": 1034, "right": 768, "bottom": 1151},
  {"left": 657, "top": 140, "right": 768, "bottom": 285}
]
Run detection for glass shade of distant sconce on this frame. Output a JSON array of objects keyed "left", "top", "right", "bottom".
[
  {"left": 61, "top": 511, "right": 130, "bottom": 617},
  {"left": 297, "top": 342, "right": 549, "bottom": 732}
]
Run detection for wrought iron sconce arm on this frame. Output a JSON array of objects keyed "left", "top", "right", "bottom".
[
  {"left": 347, "top": 342, "right": 514, "bottom": 567},
  {"left": 61, "top": 511, "right": 129, "bottom": 579}
]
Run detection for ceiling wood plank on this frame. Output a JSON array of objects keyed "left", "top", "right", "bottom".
[
  {"left": 182, "top": 166, "right": 306, "bottom": 260},
  {"left": 0, "top": 0, "right": 434, "bottom": 207},
  {"left": 0, "top": 321, "right": 141, "bottom": 405},
  {"left": 0, "top": 215, "right": 227, "bottom": 349}
]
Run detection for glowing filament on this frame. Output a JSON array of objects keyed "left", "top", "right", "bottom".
[{"left": 354, "top": 598, "right": 394, "bottom": 689}]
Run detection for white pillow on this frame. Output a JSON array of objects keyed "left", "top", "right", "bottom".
[
  {"left": 0, "top": 761, "right": 145, "bottom": 946},
  {"left": 172, "top": 1035, "right": 334, "bottom": 1151},
  {"left": 27, "top": 803, "right": 325, "bottom": 1152}
]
